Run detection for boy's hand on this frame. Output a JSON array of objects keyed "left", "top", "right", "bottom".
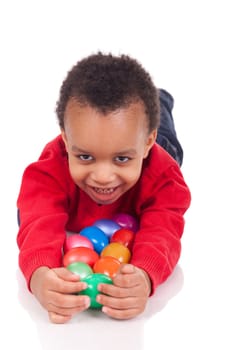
[
  {"left": 30, "top": 266, "right": 90, "bottom": 323},
  {"left": 97, "top": 264, "right": 151, "bottom": 319}
]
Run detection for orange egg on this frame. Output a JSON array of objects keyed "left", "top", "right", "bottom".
[
  {"left": 93, "top": 256, "right": 121, "bottom": 278},
  {"left": 101, "top": 242, "right": 131, "bottom": 263}
]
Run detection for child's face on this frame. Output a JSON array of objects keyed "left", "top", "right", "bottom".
[{"left": 61, "top": 99, "right": 156, "bottom": 205}]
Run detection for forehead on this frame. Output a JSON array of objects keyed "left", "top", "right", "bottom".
[{"left": 64, "top": 99, "right": 149, "bottom": 151}]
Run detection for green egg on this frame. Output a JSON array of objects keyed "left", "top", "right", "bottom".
[
  {"left": 79, "top": 273, "right": 113, "bottom": 309},
  {"left": 67, "top": 261, "right": 93, "bottom": 280}
]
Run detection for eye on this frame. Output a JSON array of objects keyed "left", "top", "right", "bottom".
[
  {"left": 77, "top": 154, "right": 94, "bottom": 161},
  {"left": 115, "top": 156, "right": 131, "bottom": 163}
]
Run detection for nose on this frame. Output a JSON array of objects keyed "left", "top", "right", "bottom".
[{"left": 90, "top": 162, "right": 116, "bottom": 185}]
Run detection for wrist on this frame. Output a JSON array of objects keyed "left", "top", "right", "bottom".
[
  {"left": 138, "top": 268, "right": 152, "bottom": 296},
  {"left": 30, "top": 266, "right": 50, "bottom": 294}
]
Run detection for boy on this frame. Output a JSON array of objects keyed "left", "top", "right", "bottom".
[{"left": 17, "top": 53, "right": 191, "bottom": 323}]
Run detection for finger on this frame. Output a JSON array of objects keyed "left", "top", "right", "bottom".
[
  {"left": 113, "top": 265, "right": 150, "bottom": 290},
  {"left": 48, "top": 311, "right": 72, "bottom": 324},
  {"left": 97, "top": 293, "right": 135, "bottom": 309},
  {"left": 101, "top": 306, "right": 140, "bottom": 320},
  {"left": 118, "top": 264, "right": 135, "bottom": 274},
  {"left": 52, "top": 267, "right": 81, "bottom": 282},
  {"left": 51, "top": 281, "right": 88, "bottom": 295},
  {"left": 47, "top": 301, "right": 89, "bottom": 317},
  {"left": 98, "top": 283, "right": 134, "bottom": 298},
  {"left": 47, "top": 297, "right": 90, "bottom": 319},
  {"left": 113, "top": 271, "right": 142, "bottom": 289},
  {"left": 48, "top": 271, "right": 88, "bottom": 294},
  {"left": 48, "top": 292, "right": 90, "bottom": 310},
  {"left": 99, "top": 283, "right": 148, "bottom": 299}
]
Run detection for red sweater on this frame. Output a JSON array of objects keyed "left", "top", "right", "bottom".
[{"left": 17, "top": 135, "right": 191, "bottom": 294}]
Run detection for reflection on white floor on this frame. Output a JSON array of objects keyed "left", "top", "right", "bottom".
[{"left": 15, "top": 265, "right": 184, "bottom": 350}]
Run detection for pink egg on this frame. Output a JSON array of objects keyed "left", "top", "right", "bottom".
[
  {"left": 64, "top": 233, "right": 94, "bottom": 253},
  {"left": 112, "top": 213, "right": 139, "bottom": 233}
]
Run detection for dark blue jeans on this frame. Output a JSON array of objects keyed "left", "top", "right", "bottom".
[{"left": 157, "top": 89, "right": 183, "bottom": 166}]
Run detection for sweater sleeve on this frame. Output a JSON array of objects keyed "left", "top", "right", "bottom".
[
  {"left": 130, "top": 163, "right": 191, "bottom": 295},
  {"left": 16, "top": 138, "right": 72, "bottom": 290}
]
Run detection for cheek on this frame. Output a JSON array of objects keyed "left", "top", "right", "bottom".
[
  {"left": 123, "top": 161, "right": 143, "bottom": 185},
  {"left": 68, "top": 159, "right": 86, "bottom": 184}
]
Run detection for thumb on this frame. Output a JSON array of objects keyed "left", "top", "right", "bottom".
[
  {"left": 118, "top": 263, "right": 135, "bottom": 274},
  {"left": 52, "top": 267, "right": 81, "bottom": 282}
]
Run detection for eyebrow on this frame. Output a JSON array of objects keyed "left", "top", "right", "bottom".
[
  {"left": 71, "top": 146, "right": 89, "bottom": 153},
  {"left": 71, "top": 145, "right": 137, "bottom": 156}
]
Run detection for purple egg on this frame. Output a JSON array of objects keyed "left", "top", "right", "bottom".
[
  {"left": 112, "top": 213, "right": 139, "bottom": 233},
  {"left": 93, "top": 219, "right": 121, "bottom": 238}
]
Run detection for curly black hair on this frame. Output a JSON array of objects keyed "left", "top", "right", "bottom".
[{"left": 56, "top": 52, "right": 160, "bottom": 132}]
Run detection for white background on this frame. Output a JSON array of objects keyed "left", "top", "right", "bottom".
[{"left": 0, "top": 1, "right": 232, "bottom": 349}]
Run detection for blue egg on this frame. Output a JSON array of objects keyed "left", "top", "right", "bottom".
[
  {"left": 80, "top": 226, "right": 109, "bottom": 254},
  {"left": 93, "top": 219, "right": 121, "bottom": 238}
]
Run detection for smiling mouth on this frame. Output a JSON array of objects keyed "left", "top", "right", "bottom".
[{"left": 93, "top": 187, "right": 116, "bottom": 194}]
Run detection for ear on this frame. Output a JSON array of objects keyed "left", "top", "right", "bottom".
[
  {"left": 143, "top": 129, "right": 157, "bottom": 158},
  {"left": 60, "top": 128, "right": 69, "bottom": 152}
]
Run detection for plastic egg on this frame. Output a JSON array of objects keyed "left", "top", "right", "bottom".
[
  {"left": 110, "top": 228, "right": 135, "bottom": 250},
  {"left": 79, "top": 273, "right": 113, "bottom": 309},
  {"left": 63, "top": 247, "right": 99, "bottom": 267},
  {"left": 64, "top": 234, "right": 93, "bottom": 253},
  {"left": 80, "top": 226, "right": 109, "bottom": 254},
  {"left": 101, "top": 242, "right": 131, "bottom": 263},
  {"left": 112, "top": 213, "right": 139, "bottom": 232},
  {"left": 93, "top": 256, "right": 121, "bottom": 278},
  {"left": 93, "top": 219, "right": 121, "bottom": 238},
  {"left": 67, "top": 261, "right": 93, "bottom": 280}
]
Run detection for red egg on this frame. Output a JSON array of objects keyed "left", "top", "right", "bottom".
[
  {"left": 64, "top": 233, "right": 94, "bottom": 253},
  {"left": 110, "top": 228, "right": 134, "bottom": 250},
  {"left": 93, "top": 256, "right": 121, "bottom": 278},
  {"left": 101, "top": 242, "right": 131, "bottom": 263},
  {"left": 63, "top": 247, "right": 99, "bottom": 267}
]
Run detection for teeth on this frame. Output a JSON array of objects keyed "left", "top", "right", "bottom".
[{"left": 94, "top": 187, "right": 114, "bottom": 194}]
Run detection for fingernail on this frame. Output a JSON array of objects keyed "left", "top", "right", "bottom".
[
  {"left": 85, "top": 297, "right": 90, "bottom": 307},
  {"left": 102, "top": 306, "right": 108, "bottom": 314}
]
